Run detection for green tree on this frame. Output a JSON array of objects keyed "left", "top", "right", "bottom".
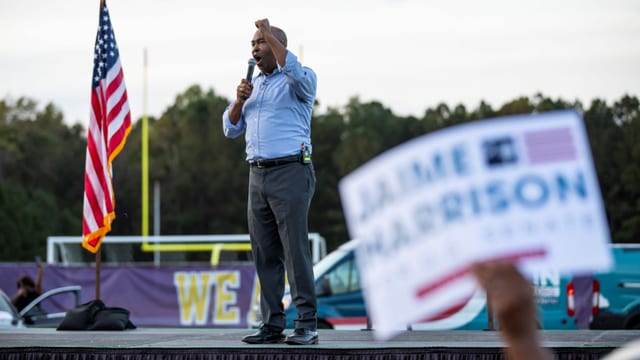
[
  {"left": 0, "top": 97, "right": 84, "bottom": 260},
  {"left": 309, "top": 108, "right": 349, "bottom": 250},
  {"left": 2, "top": 92, "right": 640, "bottom": 261},
  {"left": 609, "top": 95, "right": 640, "bottom": 243},
  {"left": 119, "top": 85, "right": 248, "bottom": 235},
  {"left": 498, "top": 96, "right": 534, "bottom": 116},
  {"left": 583, "top": 98, "right": 626, "bottom": 242}
]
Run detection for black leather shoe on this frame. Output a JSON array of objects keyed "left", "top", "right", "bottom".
[
  {"left": 285, "top": 328, "right": 318, "bottom": 345},
  {"left": 241, "top": 327, "right": 285, "bottom": 344}
]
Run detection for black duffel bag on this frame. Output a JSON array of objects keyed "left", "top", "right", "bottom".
[{"left": 57, "top": 299, "right": 136, "bottom": 331}]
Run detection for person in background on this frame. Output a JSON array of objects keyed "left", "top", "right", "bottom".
[
  {"left": 12, "top": 261, "right": 44, "bottom": 312},
  {"left": 572, "top": 273, "right": 594, "bottom": 329},
  {"left": 222, "top": 18, "right": 318, "bottom": 345}
]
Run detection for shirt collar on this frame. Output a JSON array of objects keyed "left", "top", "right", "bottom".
[{"left": 257, "top": 66, "right": 281, "bottom": 79}]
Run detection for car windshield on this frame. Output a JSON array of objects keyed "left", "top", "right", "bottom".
[
  {"left": 313, "top": 240, "right": 357, "bottom": 280},
  {"left": 0, "top": 291, "right": 15, "bottom": 313},
  {"left": 0, "top": 290, "right": 18, "bottom": 326}
]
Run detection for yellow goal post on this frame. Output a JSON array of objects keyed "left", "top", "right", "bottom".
[{"left": 46, "top": 233, "right": 327, "bottom": 266}]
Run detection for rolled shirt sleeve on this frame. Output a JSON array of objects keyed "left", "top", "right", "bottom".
[{"left": 222, "top": 101, "right": 246, "bottom": 139}]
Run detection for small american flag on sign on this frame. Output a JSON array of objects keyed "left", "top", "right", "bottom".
[
  {"left": 82, "top": 0, "right": 131, "bottom": 253},
  {"left": 524, "top": 127, "right": 576, "bottom": 164}
]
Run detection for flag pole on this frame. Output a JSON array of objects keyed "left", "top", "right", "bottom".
[
  {"left": 142, "top": 48, "right": 149, "bottom": 238},
  {"left": 95, "top": 0, "right": 104, "bottom": 302},
  {"left": 95, "top": 248, "right": 101, "bottom": 299},
  {"left": 83, "top": 0, "right": 131, "bottom": 294}
]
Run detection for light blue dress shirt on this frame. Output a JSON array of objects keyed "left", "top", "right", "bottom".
[{"left": 222, "top": 51, "right": 317, "bottom": 162}]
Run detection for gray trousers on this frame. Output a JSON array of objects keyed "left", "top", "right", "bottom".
[{"left": 248, "top": 161, "right": 317, "bottom": 331}]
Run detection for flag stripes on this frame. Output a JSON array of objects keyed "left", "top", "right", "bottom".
[{"left": 82, "top": 1, "right": 131, "bottom": 253}]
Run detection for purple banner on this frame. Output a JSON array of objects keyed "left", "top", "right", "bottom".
[{"left": 0, "top": 264, "right": 259, "bottom": 328}]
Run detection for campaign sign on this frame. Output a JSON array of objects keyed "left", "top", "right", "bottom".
[{"left": 339, "top": 110, "right": 612, "bottom": 339}]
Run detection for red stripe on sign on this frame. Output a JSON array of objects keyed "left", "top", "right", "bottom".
[
  {"left": 327, "top": 316, "right": 368, "bottom": 326},
  {"left": 415, "top": 266, "right": 471, "bottom": 299},
  {"left": 415, "top": 248, "right": 547, "bottom": 299},
  {"left": 420, "top": 293, "right": 472, "bottom": 322}
]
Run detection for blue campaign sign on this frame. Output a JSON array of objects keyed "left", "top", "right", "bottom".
[{"left": 339, "top": 110, "right": 612, "bottom": 339}]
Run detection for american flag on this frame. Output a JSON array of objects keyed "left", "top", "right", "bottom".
[
  {"left": 82, "top": 0, "right": 131, "bottom": 253},
  {"left": 524, "top": 127, "right": 576, "bottom": 164}
]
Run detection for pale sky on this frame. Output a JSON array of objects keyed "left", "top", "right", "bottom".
[{"left": 1, "top": 0, "right": 639, "bottom": 126}]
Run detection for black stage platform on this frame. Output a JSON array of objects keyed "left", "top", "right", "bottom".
[{"left": 1, "top": 328, "right": 639, "bottom": 359}]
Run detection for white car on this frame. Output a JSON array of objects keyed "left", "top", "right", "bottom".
[
  {"left": 0, "top": 286, "right": 82, "bottom": 328},
  {"left": 0, "top": 289, "right": 23, "bottom": 328}
]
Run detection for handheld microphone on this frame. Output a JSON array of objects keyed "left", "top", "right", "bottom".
[{"left": 246, "top": 58, "right": 256, "bottom": 83}]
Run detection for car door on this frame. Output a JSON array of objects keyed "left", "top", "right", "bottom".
[
  {"left": 19, "top": 285, "right": 82, "bottom": 327},
  {"left": 317, "top": 254, "right": 365, "bottom": 318}
]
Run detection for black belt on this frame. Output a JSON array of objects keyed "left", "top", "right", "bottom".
[{"left": 250, "top": 155, "right": 300, "bottom": 168}]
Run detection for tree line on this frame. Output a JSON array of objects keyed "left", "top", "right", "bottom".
[{"left": 0, "top": 88, "right": 638, "bottom": 261}]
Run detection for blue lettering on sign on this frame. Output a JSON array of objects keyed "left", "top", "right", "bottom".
[
  {"left": 414, "top": 204, "right": 435, "bottom": 233},
  {"left": 357, "top": 179, "right": 396, "bottom": 223},
  {"left": 396, "top": 144, "right": 470, "bottom": 193},
  {"left": 436, "top": 170, "right": 588, "bottom": 225},
  {"left": 439, "top": 171, "right": 557, "bottom": 223},
  {"left": 362, "top": 170, "right": 591, "bottom": 264},
  {"left": 441, "top": 192, "right": 464, "bottom": 223},
  {"left": 452, "top": 144, "right": 471, "bottom": 176},
  {"left": 469, "top": 188, "right": 483, "bottom": 215},
  {"left": 514, "top": 175, "right": 549, "bottom": 209},
  {"left": 358, "top": 143, "right": 472, "bottom": 224},
  {"left": 479, "top": 171, "right": 587, "bottom": 219},
  {"left": 486, "top": 180, "right": 509, "bottom": 213},
  {"left": 556, "top": 172, "right": 587, "bottom": 199}
]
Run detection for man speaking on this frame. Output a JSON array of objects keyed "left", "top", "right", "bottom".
[{"left": 222, "top": 18, "right": 318, "bottom": 345}]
